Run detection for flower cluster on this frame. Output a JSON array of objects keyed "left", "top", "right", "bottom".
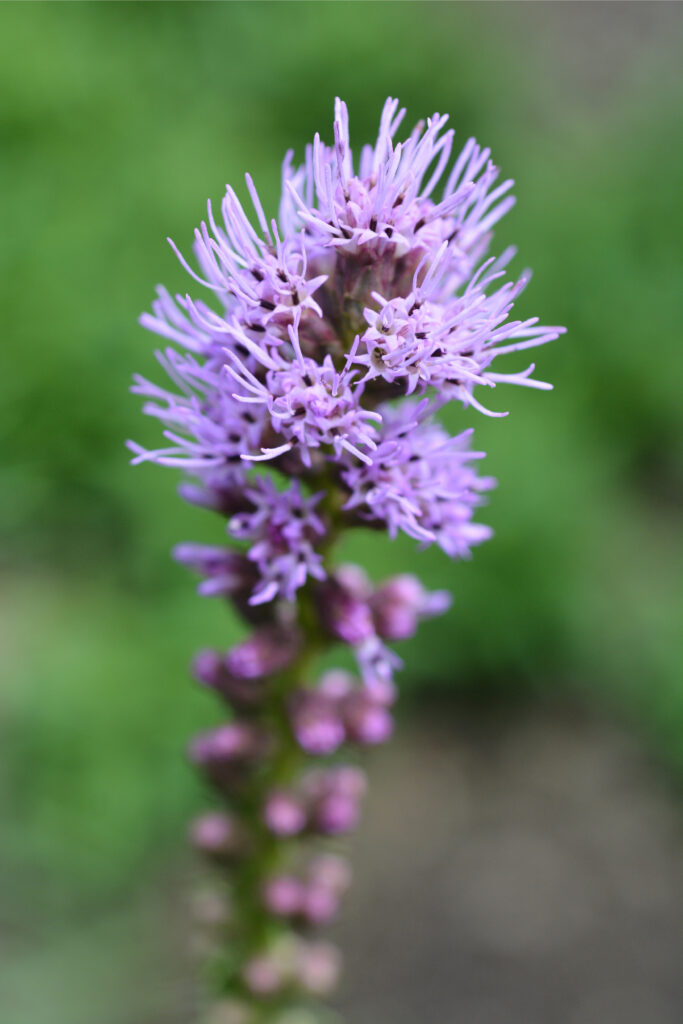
[{"left": 130, "top": 98, "right": 562, "bottom": 1022}]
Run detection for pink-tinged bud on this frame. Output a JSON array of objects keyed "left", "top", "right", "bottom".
[
  {"left": 226, "top": 627, "right": 300, "bottom": 680},
  {"left": 295, "top": 940, "right": 342, "bottom": 997},
  {"left": 303, "top": 767, "right": 365, "bottom": 835},
  {"left": 290, "top": 691, "right": 345, "bottom": 756},
  {"left": 307, "top": 853, "right": 352, "bottom": 895},
  {"left": 335, "top": 563, "right": 371, "bottom": 600},
  {"left": 304, "top": 765, "right": 367, "bottom": 801},
  {"left": 313, "top": 793, "right": 359, "bottom": 834},
  {"left": 242, "top": 954, "right": 282, "bottom": 997},
  {"left": 192, "top": 649, "right": 266, "bottom": 709},
  {"left": 189, "top": 722, "right": 265, "bottom": 765},
  {"left": 317, "top": 669, "right": 355, "bottom": 701},
  {"left": 263, "top": 790, "right": 307, "bottom": 837},
  {"left": 190, "top": 811, "right": 245, "bottom": 860},
  {"left": 263, "top": 875, "right": 304, "bottom": 918},
  {"left": 371, "top": 574, "right": 452, "bottom": 640},
  {"left": 333, "top": 764, "right": 368, "bottom": 799},
  {"left": 318, "top": 576, "right": 375, "bottom": 645},
  {"left": 343, "top": 691, "right": 394, "bottom": 746},
  {"left": 300, "top": 883, "right": 340, "bottom": 925},
  {"left": 192, "top": 648, "right": 225, "bottom": 687},
  {"left": 189, "top": 723, "right": 267, "bottom": 792}
]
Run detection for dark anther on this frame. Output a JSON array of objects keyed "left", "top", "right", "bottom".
[
  {"left": 385, "top": 227, "right": 394, "bottom": 238},
  {"left": 414, "top": 218, "right": 425, "bottom": 232},
  {"left": 260, "top": 299, "right": 276, "bottom": 312},
  {"left": 369, "top": 216, "right": 377, "bottom": 232}
]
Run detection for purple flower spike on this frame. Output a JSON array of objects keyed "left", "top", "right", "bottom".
[{"left": 131, "top": 96, "right": 561, "bottom": 1017}]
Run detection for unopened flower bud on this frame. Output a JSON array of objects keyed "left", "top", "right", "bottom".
[
  {"left": 178, "top": 481, "right": 252, "bottom": 518},
  {"left": 317, "top": 669, "right": 355, "bottom": 701},
  {"left": 263, "top": 875, "right": 304, "bottom": 918},
  {"left": 263, "top": 790, "right": 307, "bottom": 837},
  {"left": 300, "top": 883, "right": 340, "bottom": 925},
  {"left": 306, "top": 767, "right": 367, "bottom": 836},
  {"left": 189, "top": 722, "right": 265, "bottom": 765},
  {"left": 313, "top": 793, "right": 359, "bottom": 835},
  {"left": 190, "top": 811, "right": 245, "bottom": 860},
  {"left": 307, "top": 853, "right": 352, "bottom": 895},
  {"left": 242, "top": 954, "right": 282, "bottom": 998},
  {"left": 290, "top": 691, "right": 345, "bottom": 756},
  {"left": 192, "top": 649, "right": 266, "bottom": 709},
  {"left": 371, "top": 574, "right": 452, "bottom": 640},
  {"left": 335, "top": 564, "right": 371, "bottom": 600},
  {"left": 318, "top": 576, "right": 375, "bottom": 645},
  {"left": 226, "top": 627, "right": 300, "bottom": 680},
  {"left": 343, "top": 691, "right": 393, "bottom": 746},
  {"left": 295, "top": 940, "right": 342, "bottom": 997}
]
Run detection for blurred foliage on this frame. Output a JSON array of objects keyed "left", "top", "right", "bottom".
[{"left": 0, "top": 1, "right": 681, "bottom": 963}]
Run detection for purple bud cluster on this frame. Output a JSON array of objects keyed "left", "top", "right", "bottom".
[{"left": 130, "top": 98, "right": 562, "bottom": 1018}]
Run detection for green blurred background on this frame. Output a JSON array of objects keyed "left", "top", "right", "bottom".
[{"left": 0, "top": 3, "right": 681, "bottom": 1022}]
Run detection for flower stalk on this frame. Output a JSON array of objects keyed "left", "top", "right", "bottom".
[{"left": 129, "top": 98, "right": 563, "bottom": 1024}]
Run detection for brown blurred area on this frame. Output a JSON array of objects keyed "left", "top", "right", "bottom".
[{"left": 59, "top": 704, "right": 683, "bottom": 1024}]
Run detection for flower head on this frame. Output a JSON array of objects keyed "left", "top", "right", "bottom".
[{"left": 131, "top": 98, "right": 561, "bottom": 608}]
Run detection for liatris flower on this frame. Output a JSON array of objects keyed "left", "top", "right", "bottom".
[{"left": 130, "top": 97, "right": 563, "bottom": 1023}]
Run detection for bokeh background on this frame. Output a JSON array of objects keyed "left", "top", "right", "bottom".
[{"left": 1, "top": 3, "right": 682, "bottom": 1022}]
